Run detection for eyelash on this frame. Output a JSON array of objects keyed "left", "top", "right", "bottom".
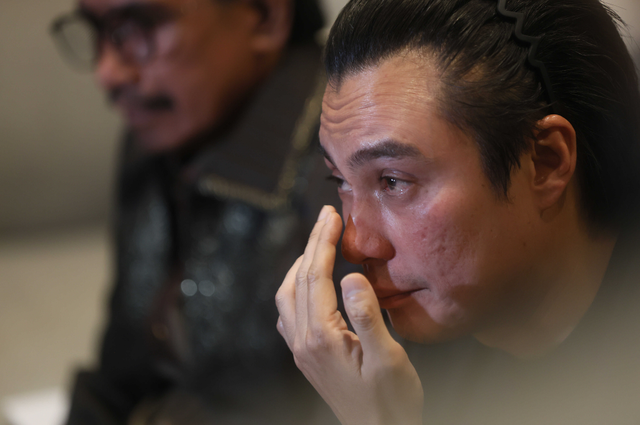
[{"left": 326, "top": 175, "right": 409, "bottom": 195}]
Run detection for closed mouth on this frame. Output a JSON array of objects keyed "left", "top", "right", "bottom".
[
  {"left": 376, "top": 289, "right": 421, "bottom": 309},
  {"left": 119, "top": 102, "right": 172, "bottom": 126}
]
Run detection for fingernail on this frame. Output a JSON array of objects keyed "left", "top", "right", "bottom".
[
  {"left": 342, "top": 276, "right": 365, "bottom": 300},
  {"left": 325, "top": 211, "right": 333, "bottom": 223},
  {"left": 318, "top": 205, "right": 329, "bottom": 222},
  {"left": 344, "top": 286, "right": 364, "bottom": 301}
]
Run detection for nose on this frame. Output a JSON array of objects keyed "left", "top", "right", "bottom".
[
  {"left": 341, "top": 214, "right": 395, "bottom": 264},
  {"left": 95, "top": 42, "right": 139, "bottom": 92}
]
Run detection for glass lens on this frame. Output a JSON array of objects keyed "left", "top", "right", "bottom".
[
  {"left": 110, "top": 22, "right": 152, "bottom": 63},
  {"left": 52, "top": 16, "right": 96, "bottom": 70}
]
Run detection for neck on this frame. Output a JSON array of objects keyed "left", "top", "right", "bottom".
[{"left": 474, "top": 209, "right": 618, "bottom": 358}]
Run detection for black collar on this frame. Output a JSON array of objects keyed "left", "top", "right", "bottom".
[{"left": 184, "top": 43, "right": 325, "bottom": 210}]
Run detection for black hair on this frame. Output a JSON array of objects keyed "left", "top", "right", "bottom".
[
  {"left": 325, "top": 0, "right": 640, "bottom": 229},
  {"left": 290, "top": 0, "right": 324, "bottom": 43}
]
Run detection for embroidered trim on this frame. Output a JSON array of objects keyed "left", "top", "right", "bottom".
[{"left": 198, "top": 73, "right": 327, "bottom": 211}]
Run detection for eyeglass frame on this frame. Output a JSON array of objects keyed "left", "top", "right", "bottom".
[{"left": 50, "top": 1, "right": 201, "bottom": 71}]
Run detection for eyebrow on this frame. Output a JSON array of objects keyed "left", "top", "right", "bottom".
[
  {"left": 319, "top": 139, "right": 423, "bottom": 170},
  {"left": 318, "top": 143, "right": 336, "bottom": 166},
  {"left": 79, "top": 2, "right": 171, "bottom": 24}
]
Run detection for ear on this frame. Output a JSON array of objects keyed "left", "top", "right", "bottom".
[
  {"left": 246, "top": 0, "right": 293, "bottom": 53},
  {"left": 530, "top": 114, "right": 577, "bottom": 212}
]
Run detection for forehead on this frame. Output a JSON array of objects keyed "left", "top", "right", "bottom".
[
  {"left": 79, "top": 0, "right": 184, "bottom": 15},
  {"left": 320, "top": 53, "right": 457, "bottom": 158}
]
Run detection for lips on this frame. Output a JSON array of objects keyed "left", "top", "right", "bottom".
[
  {"left": 362, "top": 267, "right": 426, "bottom": 309},
  {"left": 376, "top": 289, "right": 421, "bottom": 309},
  {"left": 110, "top": 90, "right": 174, "bottom": 127},
  {"left": 119, "top": 102, "right": 170, "bottom": 128}
]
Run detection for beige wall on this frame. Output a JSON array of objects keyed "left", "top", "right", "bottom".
[
  {"left": 605, "top": 0, "right": 640, "bottom": 72},
  {"left": 320, "top": 0, "right": 347, "bottom": 24},
  {"left": 0, "top": 0, "right": 120, "bottom": 233}
]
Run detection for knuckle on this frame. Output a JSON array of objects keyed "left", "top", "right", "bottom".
[
  {"left": 306, "top": 266, "right": 323, "bottom": 286},
  {"left": 290, "top": 328, "right": 337, "bottom": 374},
  {"left": 274, "top": 289, "right": 286, "bottom": 309},
  {"left": 348, "top": 301, "right": 378, "bottom": 330},
  {"left": 304, "top": 327, "right": 330, "bottom": 353},
  {"left": 292, "top": 340, "right": 309, "bottom": 366},
  {"left": 295, "top": 271, "right": 306, "bottom": 287}
]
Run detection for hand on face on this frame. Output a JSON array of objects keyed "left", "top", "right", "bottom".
[{"left": 275, "top": 205, "right": 424, "bottom": 425}]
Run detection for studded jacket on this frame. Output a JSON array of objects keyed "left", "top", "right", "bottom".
[{"left": 66, "top": 43, "right": 350, "bottom": 425}]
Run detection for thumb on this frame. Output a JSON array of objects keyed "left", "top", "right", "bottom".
[{"left": 341, "top": 273, "right": 396, "bottom": 356}]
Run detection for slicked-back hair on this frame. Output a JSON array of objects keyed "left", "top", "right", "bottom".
[{"left": 325, "top": 0, "right": 640, "bottom": 230}]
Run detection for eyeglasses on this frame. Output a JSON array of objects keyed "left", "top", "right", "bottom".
[{"left": 50, "top": 2, "right": 198, "bottom": 71}]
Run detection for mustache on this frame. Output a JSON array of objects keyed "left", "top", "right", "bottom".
[{"left": 109, "top": 87, "right": 174, "bottom": 111}]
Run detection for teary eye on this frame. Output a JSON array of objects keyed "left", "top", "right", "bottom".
[
  {"left": 380, "top": 175, "right": 412, "bottom": 195},
  {"left": 383, "top": 177, "right": 398, "bottom": 190}
]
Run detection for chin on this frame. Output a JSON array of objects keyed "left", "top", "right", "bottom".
[
  {"left": 386, "top": 302, "right": 472, "bottom": 344},
  {"left": 133, "top": 127, "right": 189, "bottom": 154}
]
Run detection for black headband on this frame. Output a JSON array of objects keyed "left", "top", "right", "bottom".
[{"left": 496, "top": 0, "right": 558, "bottom": 112}]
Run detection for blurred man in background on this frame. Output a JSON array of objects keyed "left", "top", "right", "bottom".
[{"left": 51, "top": 0, "right": 347, "bottom": 423}]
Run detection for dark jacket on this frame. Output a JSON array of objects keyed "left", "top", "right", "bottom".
[{"left": 66, "top": 43, "right": 349, "bottom": 425}]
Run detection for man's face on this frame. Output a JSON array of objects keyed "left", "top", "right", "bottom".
[
  {"left": 320, "top": 54, "right": 545, "bottom": 344},
  {"left": 81, "top": 0, "right": 263, "bottom": 152}
]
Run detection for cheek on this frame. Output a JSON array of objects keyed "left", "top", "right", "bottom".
[
  {"left": 389, "top": 197, "right": 496, "bottom": 330},
  {"left": 397, "top": 195, "right": 482, "bottom": 289}
]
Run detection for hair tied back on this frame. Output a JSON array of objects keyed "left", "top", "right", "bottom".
[{"left": 496, "top": 0, "right": 558, "bottom": 111}]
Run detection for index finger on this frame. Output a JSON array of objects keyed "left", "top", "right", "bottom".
[
  {"left": 295, "top": 206, "right": 337, "bottom": 334},
  {"left": 306, "top": 209, "right": 344, "bottom": 321}
]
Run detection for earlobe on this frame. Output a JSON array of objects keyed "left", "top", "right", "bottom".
[{"left": 530, "top": 115, "right": 577, "bottom": 212}]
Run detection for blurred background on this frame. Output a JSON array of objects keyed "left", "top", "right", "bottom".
[
  {"left": 0, "top": 0, "right": 349, "bottom": 421},
  {"left": 0, "top": 0, "right": 637, "bottom": 423}
]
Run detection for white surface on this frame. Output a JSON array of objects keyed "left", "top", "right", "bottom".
[{"left": 2, "top": 388, "right": 69, "bottom": 425}]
